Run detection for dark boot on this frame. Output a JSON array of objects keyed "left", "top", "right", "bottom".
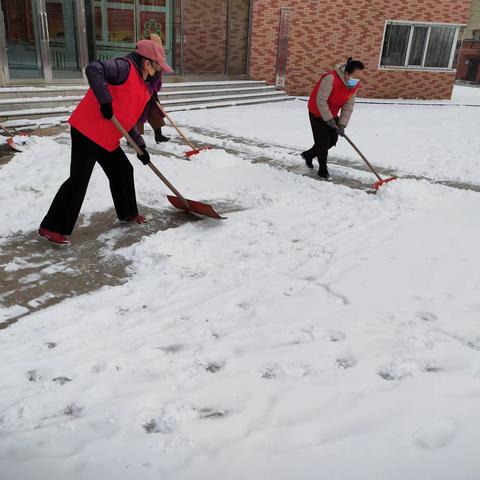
[
  {"left": 318, "top": 165, "right": 331, "bottom": 181},
  {"left": 154, "top": 128, "right": 170, "bottom": 143},
  {"left": 317, "top": 152, "right": 331, "bottom": 181},
  {"left": 301, "top": 151, "right": 314, "bottom": 169}
]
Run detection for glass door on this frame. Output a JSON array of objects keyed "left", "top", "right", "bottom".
[
  {"left": 0, "top": 0, "right": 86, "bottom": 83},
  {"left": 137, "top": 0, "right": 172, "bottom": 65},
  {"left": 92, "top": 0, "right": 136, "bottom": 60},
  {"left": 90, "top": 0, "right": 172, "bottom": 63},
  {"left": 0, "top": 0, "right": 45, "bottom": 80},
  {"left": 45, "top": 0, "right": 83, "bottom": 79}
]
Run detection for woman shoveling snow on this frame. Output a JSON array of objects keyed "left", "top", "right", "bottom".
[
  {"left": 135, "top": 34, "right": 170, "bottom": 144},
  {"left": 38, "top": 39, "right": 173, "bottom": 245},
  {"left": 302, "top": 57, "right": 364, "bottom": 180}
]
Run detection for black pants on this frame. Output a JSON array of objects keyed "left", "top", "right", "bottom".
[
  {"left": 303, "top": 113, "right": 338, "bottom": 170},
  {"left": 40, "top": 127, "right": 139, "bottom": 235}
]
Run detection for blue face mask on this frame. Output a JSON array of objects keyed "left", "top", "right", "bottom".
[{"left": 346, "top": 77, "right": 359, "bottom": 88}]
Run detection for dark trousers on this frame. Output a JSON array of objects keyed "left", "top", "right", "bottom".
[
  {"left": 40, "top": 127, "right": 139, "bottom": 235},
  {"left": 303, "top": 113, "right": 338, "bottom": 170},
  {"left": 136, "top": 106, "right": 166, "bottom": 134}
]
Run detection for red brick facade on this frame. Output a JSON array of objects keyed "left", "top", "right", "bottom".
[
  {"left": 249, "top": 0, "right": 473, "bottom": 99},
  {"left": 182, "top": 0, "right": 227, "bottom": 74},
  {"left": 180, "top": 0, "right": 250, "bottom": 76},
  {"left": 226, "top": 0, "right": 251, "bottom": 75}
]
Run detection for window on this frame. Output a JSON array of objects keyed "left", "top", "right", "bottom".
[
  {"left": 473, "top": 30, "right": 480, "bottom": 41},
  {"left": 380, "top": 22, "right": 461, "bottom": 69}
]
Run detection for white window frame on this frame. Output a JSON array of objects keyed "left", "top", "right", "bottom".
[{"left": 378, "top": 20, "right": 464, "bottom": 72}]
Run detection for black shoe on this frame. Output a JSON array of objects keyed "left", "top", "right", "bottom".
[
  {"left": 318, "top": 167, "right": 331, "bottom": 181},
  {"left": 301, "top": 152, "right": 313, "bottom": 169},
  {"left": 154, "top": 128, "right": 170, "bottom": 143}
]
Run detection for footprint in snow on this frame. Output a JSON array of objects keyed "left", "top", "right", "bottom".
[
  {"left": 53, "top": 376, "right": 72, "bottom": 385},
  {"left": 378, "top": 358, "right": 442, "bottom": 380},
  {"left": 44, "top": 342, "right": 57, "bottom": 349},
  {"left": 261, "top": 364, "right": 311, "bottom": 379},
  {"left": 417, "top": 311, "right": 438, "bottom": 322},
  {"left": 197, "top": 408, "right": 228, "bottom": 419},
  {"left": 204, "top": 362, "right": 223, "bottom": 373},
  {"left": 465, "top": 338, "right": 480, "bottom": 352},
  {"left": 424, "top": 363, "right": 443, "bottom": 373},
  {"left": 377, "top": 370, "right": 399, "bottom": 381},
  {"left": 413, "top": 418, "right": 459, "bottom": 450},
  {"left": 143, "top": 404, "right": 227, "bottom": 434},
  {"left": 261, "top": 367, "right": 278, "bottom": 379},
  {"left": 157, "top": 344, "right": 184, "bottom": 354},
  {"left": 26, "top": 370, "right": 41, "bottom": 382},
  {"left": 328, "top": 331, "right": 346, "bottom": 343},
  {"left": 336, "top": 357, "right": 357, "bottom": 369},
  {"left": 63, "top": 403, "right": 83, "bottom": 417}
]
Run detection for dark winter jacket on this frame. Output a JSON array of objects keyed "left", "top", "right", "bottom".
[{"left": 85, "top": 52, "right": 156, "bottom": 149}]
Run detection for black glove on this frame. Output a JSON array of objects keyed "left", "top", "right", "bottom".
[
  {"left": 100, "top": 102, "right": 113, "bottom": 120},
  {"left": 137, "top": 147, "right": 150, "bottom": 165},
  {"left": 337, "top": 124, "right": 346, "bottom": 137},
  {"left": 326, "top": 118, "right": 337, "bottom": 130}
]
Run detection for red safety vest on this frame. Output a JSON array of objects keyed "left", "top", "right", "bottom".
[
  {"left": 69, "top": 60, "right": 150, "bottom": 152},
  {"left": 308, "top": 70, "right": 359, "bottom": 119}
]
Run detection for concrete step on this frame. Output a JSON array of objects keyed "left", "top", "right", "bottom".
[
  {"left": 0, "top": 89, "right": 289, "bottom": 122},
  {"left": 162, "top": 90, "right": 289, "bottom": 107},
  {"left": 169, "top": 95, "right": 293, "bottom": 112},
  {"left": 2, "top": 94, "right": 292, "bottom": 127},
  {"left": 0, "top": 86, "right": 278, "bottom": 111},
  {"left": 0, "top": 80, "right": 267, "bottom": 100},
  {"left": 0, "top": 80, "right": 289, "bottom": 126}
]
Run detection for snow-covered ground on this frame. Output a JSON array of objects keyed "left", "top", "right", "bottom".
[
  {"left": 173, "top": 85, "right": 480, "bottom": 185},
  {"left": 1, "top": 85, "right": 480, "bottom": 480}
]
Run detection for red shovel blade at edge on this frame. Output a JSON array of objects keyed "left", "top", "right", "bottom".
[
  {"left": 6, "top": 137, "right": 24, "bottom": 152},
  {"left": 373, "top": 176, "right": 397, "bottom": 190},
  {"left": 184, "top": 147, "right": 212, "bottom": 158},
  {"left": 167, "top": 195, "right": 226, "bottom": 219}
]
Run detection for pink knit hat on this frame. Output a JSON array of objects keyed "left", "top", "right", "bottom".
[{"left": 136, "top": 39, "right": 173, "bottom": 74}]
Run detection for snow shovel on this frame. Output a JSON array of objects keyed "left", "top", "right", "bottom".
[
  {"left": 156, "top": 101, "right": 211, "bottom": 158},
  {"left": 0, "top": 123, "right": 25, "bottom": 152},
  {"left": 112, "top": 115, "right": 225, "bottom": 219},
  {"left": 343, "top": 134, "right": 397, "bottom": 190}
]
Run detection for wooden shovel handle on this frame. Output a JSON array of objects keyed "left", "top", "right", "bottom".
[
  {"left": 111, "top": 115, "right": 188, "bottom": 205},
  {"left": 343, "top": 133, "right": 383, "bottom": 182},
  {"left": 156, "top": 101, "right": 198, "bottom": 151},
  {"left": 0, "top": 123, "right": 15, "bottom": 137}
]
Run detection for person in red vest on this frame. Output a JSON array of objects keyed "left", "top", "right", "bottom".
[
  {"left": 38, "top": 39, "right": 173, "bottom": 245},
  {"left": 135, "top": 33, "right": 170, "bottom": 143},
  {"left": 302, "top": 57, "right": 364, "bottom": 180}
]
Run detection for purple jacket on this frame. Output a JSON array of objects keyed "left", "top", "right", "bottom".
[
  {"left": 85, "top": 52, "right": 155, "bottom": 149},
  {"left": 138, "top": 74, "right": 163, "bottom": 124}
]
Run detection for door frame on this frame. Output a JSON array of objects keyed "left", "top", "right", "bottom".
[
  {"left": 467, "top": 57, "right": 480, "bottom": 82},
  {"left": 136, "top": 0, "right": 173, "bottom": 66},
  {"left": 0, "top": 0, "right": 88, "bottom": 85}
]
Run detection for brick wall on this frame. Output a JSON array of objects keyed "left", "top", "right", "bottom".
[
  {"left": 249, "top": 0, "right": 473, "bottom": 99},
  {"left": 182, "top": 0, "right": 227, "bottom": 74},
  {"left": 226, "top": 0, "right": 250, "bottom": 75}
]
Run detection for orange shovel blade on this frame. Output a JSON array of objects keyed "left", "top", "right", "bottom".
[
  {"left": 184, "top": 147, "right": 212, "bottom": 158},
  {"left": 373, "top": 176, "right": 397, "bottom": 190},
  {"left": 167, "top": 195, "right": 225, "bottom": 219}
]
